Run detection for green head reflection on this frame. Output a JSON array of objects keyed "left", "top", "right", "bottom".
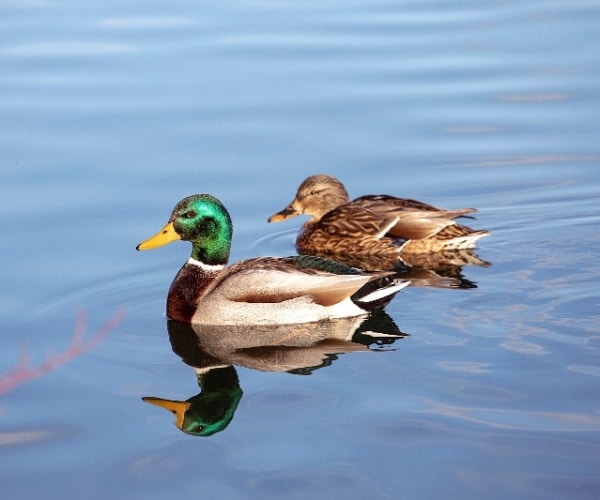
[{"left": 143, "top": 366, "right": 242, "bottom": 437}]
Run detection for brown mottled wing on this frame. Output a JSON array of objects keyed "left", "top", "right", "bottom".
[
  {"left": 382, "top": 211, "right": 459, "bottom": 239},
  {"left": 317, "top": 204, "right": 455, "bottom": 241},
  {"left": 350, "top": 195, "right": 478, "bottom": 240},
  {"left": 353, "top": 195, "right": 478, "bottom": 219},
  {"left": 316, "top": 205, "right": 400, "bottom": 239},
  {"left": 354, "top": 194, "right": 443, "bottom": 212}
]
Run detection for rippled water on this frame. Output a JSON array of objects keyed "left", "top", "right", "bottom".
[{"left": 2, "top": 1, "right": 599, "bottom": 499}]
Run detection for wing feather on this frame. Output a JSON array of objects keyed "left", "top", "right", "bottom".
[{"left": 216, "top": 263, "right": 376, "bottom": 306}]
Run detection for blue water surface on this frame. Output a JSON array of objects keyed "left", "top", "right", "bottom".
[{"left": 1, "top": 1, "right": 599, "bottom": 499}]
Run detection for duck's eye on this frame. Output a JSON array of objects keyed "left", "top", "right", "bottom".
[{"left": 183, "top": 211, "right": 197, "bottom": 219}]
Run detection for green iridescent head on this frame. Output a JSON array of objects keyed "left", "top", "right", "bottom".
[{"left": 137, "top": 194, "right": 233, "bottom": 265}]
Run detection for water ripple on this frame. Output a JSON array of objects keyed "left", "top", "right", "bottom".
[
  {"left": 30, "top": 269, "right": 166, "bottom": 323},
  {"left": 421, "top": 398, "right": 600, "bottom": 432},
  {"left": 5, "top": 42, "right": 135, "bottom": 57},
  {"left": 250, "top": 226, "right": 298, "bottom": 255},
  {"left": 99, "top": 17, "right": 194, "bottom": 29}
]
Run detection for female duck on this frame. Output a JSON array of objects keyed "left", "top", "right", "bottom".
[
  {"left": 137, "top": 194, "right": 409, "bottom": 325},
  {"left": 268, "top": 174, "right": 490, "bottom": 259}
]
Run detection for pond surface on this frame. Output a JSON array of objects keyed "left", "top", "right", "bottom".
[{"left": 1, "top": 1, "right": 599, "bottom": 498}]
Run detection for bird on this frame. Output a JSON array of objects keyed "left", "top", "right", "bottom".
[
  {"left": 268, "top": 174, "right": 490, "bottom": 266},
  {"left": 136, "top": 194, "right": 409, "bottom": 325}
]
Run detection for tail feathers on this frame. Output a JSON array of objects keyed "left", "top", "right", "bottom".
[
  {"left": 357, "top": 279, "right": 410, "bottom": 303},
  {"left": 443, "top": 207, "right": 478, "bottom": 219},
  {"left": 444, "top": 230, "right": 490, "bottom": 250},
  {"left": 352, "top": 277, "right": 409, "bottom": 312},
  {"left": 435, "top": 224, "right": 490, "bottom": 250}
]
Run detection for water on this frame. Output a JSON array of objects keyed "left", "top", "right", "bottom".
[{"left": 1, "top": 0, "right": 599, "bottom": 498}]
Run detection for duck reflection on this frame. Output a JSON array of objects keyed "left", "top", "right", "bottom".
[
  {"left": 143, "top": 312, "right": 407, "bottom": 436},
  {"left": 303, "top": 248, "right": 491, "bottom": 289},
  {"left": 144, "top": 366, "right": 242, "bottom": 437}
]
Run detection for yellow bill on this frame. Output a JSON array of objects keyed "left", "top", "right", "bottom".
[
  {"left": 136, "top": 222, "right": 180, "bottom": 250},
  {"left": 142, "top": 397, "right": 191, "bottom": 430}
]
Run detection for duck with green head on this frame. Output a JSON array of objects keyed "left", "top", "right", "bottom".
[{"left": 137, "top": 194, "right": 409, "bottom": 325}]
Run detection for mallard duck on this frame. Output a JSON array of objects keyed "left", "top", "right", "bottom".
[
  {"left": 136, "top": 194, "right": 409, "bottom": 325},
  {"left": 268, "top": 175, "right": 490, "bottom": 263}
]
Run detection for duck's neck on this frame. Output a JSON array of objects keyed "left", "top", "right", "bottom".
[
  {"left": 166, "top": 258, "right": 225, "bottom": 323},
  {"left": 189, "top": 222, "right": 231, "bottom": 265},
  {"left": 315, "top": 189, "right": 349, "bottom": 219}
]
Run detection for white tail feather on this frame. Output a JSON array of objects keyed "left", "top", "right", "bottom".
[{"left": 358, "top": 280, "right": 410, "bottom": 303}]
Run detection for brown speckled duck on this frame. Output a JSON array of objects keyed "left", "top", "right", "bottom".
[{"left": 268, "top": 174, "right": 490, "bottom": 266}]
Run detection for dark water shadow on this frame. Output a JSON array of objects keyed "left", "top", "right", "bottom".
[
  {"left": 143, "top": 313, "right": 407, "bottom": 437},
  {"left": 304, "top": 248, "right": 491, "bottom": 290}
]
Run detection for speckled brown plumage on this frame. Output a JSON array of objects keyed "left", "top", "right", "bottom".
[{"left": 268, "top": 175, "right": 490, "bottom": 269}]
